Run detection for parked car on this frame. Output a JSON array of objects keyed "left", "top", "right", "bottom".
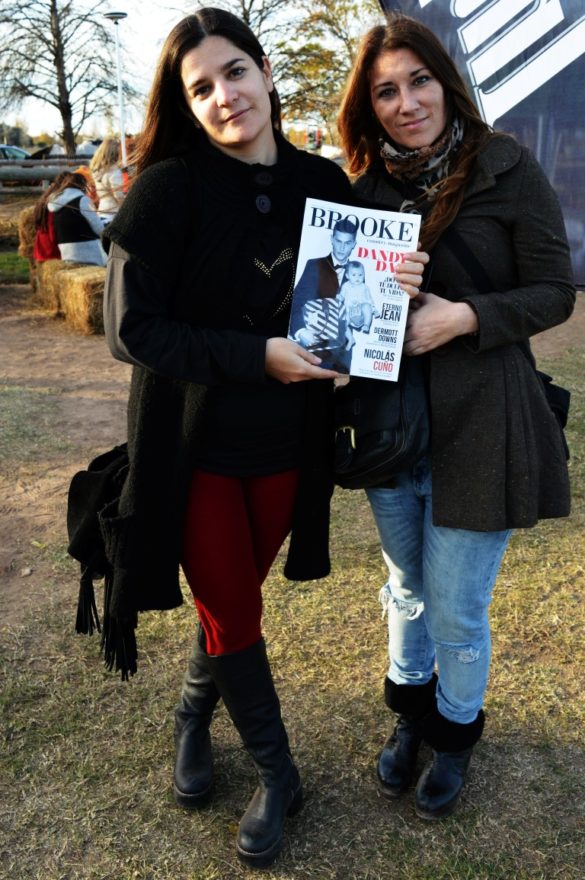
[
  {"left": 76, "top": 139, "right": 102, "bottom": 157},
  {"left": 29, "top": 144, "right": 65, "bottom": 159},
  {"left": 0, "top": 144, "right": 31, "bottom": 160},
  {"left": 30, "top": 141, "right": 101, "bottom": 159}
]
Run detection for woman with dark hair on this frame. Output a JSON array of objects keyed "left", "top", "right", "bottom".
[
  {"left": 45, "top": 171, "right": 106, "bottom": 266},
  {"left": 338, "top": 15, "right": 574, "bottom": 820},
  {"left": 101, "top": 6, "right": 426, "bottom": 868}
]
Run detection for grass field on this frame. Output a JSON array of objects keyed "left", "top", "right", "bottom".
[
  {"left": 1, "top": 347, "right": 584, "bottom": 880},
  {"left": 0, "top": 251, "right": 30, "bottom": 283}
]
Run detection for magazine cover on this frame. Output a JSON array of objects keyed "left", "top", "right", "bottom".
[{"left": 288, "top": 198, "right": 422, "bottom": 381}]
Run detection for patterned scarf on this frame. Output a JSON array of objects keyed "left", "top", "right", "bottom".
[{"left": 379, "top": 117, "right": 464, "bottom": 212}]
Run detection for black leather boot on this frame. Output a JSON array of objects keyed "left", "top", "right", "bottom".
[
  {"left": 377, "top": 675, "right": 437, "bottom": 798},
  {"left": 207, "top": 639, "right": 303, "bottom": 869},
  {"left": 415, "top": 707, "right": 485, "bottom": 820},
  {"left": 173, "top": 627, "right": 220, "bottom": 809}
]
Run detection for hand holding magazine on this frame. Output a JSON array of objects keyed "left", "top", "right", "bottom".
[{"left": 288, "top": 198, "right": 422, "bottom": 381}]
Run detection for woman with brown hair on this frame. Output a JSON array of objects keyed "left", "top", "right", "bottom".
[{"left": 338, "top": 14, "right": 574, "bottom": 820}]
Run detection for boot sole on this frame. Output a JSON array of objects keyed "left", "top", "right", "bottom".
[
  {"left": 414, "top": 795, "right": 459, "bottom": 821},
  {"left": 236, "top": 784, "right": 303, "bottom": 868},
  {"left": 173, "top": 780, "right": 213, "bottom": 810},
  {"left": 377, "top": 777, "right": 410, "bottom": 799}
]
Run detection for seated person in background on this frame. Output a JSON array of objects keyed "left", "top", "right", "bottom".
[
  {"left": 32, "top": 173, "right": 67, "bottom": 262},
  {"left": 47, "top": 172, "right": 107, "bottom": 266},
  {"left": 89, "top": 137, "right": 125, "bottom": 223}
]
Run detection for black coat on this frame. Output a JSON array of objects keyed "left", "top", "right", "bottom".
[
  {"left": 354, "top": 134, "right": 575, "bottom": 530},
  {"left": 100, "top": 137, "right": 354, "bottom": 626}
]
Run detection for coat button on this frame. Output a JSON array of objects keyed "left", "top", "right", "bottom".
[
  {"left": 256, "top": 194, "right": 271, "bottom": 213},
  {"left": 254, "top": 171, "right": 273, "bottom": 186}
]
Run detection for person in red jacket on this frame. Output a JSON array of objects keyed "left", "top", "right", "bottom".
[{"left": 32, "top": 174, "right": 66, "bottom": 262}]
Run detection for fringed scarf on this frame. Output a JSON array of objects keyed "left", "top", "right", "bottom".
[{"left": 379, "top": 117, "right": 465, "bottom": 213}]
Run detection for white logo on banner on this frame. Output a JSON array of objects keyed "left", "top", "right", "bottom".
[{"left": 418, "top": 1, "right": 585, "bottom": 125}]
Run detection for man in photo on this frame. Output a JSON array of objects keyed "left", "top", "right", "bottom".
[{"left": 289, "top": 217, "right": 359, "bottom": 369}]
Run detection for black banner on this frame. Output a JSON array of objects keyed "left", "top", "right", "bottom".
[{"left": 380, "top": 0, "right": 585, "bottom": 283}]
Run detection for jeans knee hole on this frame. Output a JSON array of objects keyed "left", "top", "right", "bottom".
[
  {"left": 394, "top": 598, "right": 424, "bottom": 621},
  {"left": 440, "top": 643, "right": 480, "bottom": 664},
  {"left": 378, "top": 584, "right": 423, "bottom": 621}
]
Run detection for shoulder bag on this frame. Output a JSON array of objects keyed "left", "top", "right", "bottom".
[{"left": 333, "top": 354, "right": 430, "bottom": 489}]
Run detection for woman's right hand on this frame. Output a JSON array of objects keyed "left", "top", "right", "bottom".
[
  {"left": 395, "top": 250, "right": 430, "bottom": 298},
  {"left": 265, "top": 337, "right": 342, "bottom": 384}
]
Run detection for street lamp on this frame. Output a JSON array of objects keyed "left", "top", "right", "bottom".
[{"left": 104, "top": 11, "right": 128, "bottom": 167}]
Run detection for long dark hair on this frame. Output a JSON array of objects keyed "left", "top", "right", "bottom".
[
  {"left": 33, "top": 172, "right": 89, "bottom": 231},
  {"left": 338, "top": 14, "right": 493, "bottom": 249},
  {"left": 133, "top": 7, "right": 282, "bottom": 175}
]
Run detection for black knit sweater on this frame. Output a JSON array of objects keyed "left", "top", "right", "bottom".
[{"left": 94, "top": 135, "right": 353, "bottom": 676}]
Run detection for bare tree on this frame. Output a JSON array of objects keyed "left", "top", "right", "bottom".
[
  {"left": 0, "top": 0, "right": 136, "bottom": 155},
  {"left": 277, "top": 0, "right": 381, "bottom": 139},
  {"left": 199, "top": 0, "right": 299, "bottom": 49}
]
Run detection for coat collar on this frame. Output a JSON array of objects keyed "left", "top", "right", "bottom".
[{"left": 464, "top": 133, "right": 523, "bottom": 199}]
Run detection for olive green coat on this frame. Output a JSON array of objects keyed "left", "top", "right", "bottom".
[{"left": 354, "top": 134, "right": 575, "bottom": 530}]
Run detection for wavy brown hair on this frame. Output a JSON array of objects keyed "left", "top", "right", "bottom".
[
  {"left": 337, "top": 14, "right": 494, "bottom": 250},
  {"left": 132, "top": 7, "right": 281, "bottom": 176}
]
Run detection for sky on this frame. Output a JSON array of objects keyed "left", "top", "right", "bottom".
[{"left": 5, "top": 2, "right": 183, "bottom": 138}]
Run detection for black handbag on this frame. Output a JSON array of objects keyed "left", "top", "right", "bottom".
[
  {"left": 333, "top": 355, "right": 430, "bottom": 489},
  {"left": 67, "top": 443, "right": 129, "bottom": 636}
]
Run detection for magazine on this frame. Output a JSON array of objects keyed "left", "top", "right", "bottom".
[{"left": 288, "top": 198, "right": 421, "bottom": 381}]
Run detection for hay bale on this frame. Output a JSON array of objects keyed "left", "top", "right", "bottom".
[
  {"left": 16, "top": 206, "right": 38, "bottom": 291},
  {"left": 58, "top": 265, "right": 106, "bottom": 334},
  {"left": 0, "top": 216, "right": 19, "bottom": 247},
  {"left": 18, "top": 206, "right": 36, "bottom": 258},
  {"left": 36, "top": 259, "right": 68, "bottom": 312},
  {"left": 35, "top": 259, "right": 106, "bottom": 333}
]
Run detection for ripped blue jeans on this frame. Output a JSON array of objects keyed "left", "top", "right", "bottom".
[{"left": 366, "top": 458, "right": 511, "bottom": 725}]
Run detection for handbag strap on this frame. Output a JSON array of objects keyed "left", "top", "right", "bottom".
[
  {"left": 441, "top": 226, "right": 532, "bottom": 362},
  {"left": 441, "top": 226, "right": 494, "bottom": 295}
]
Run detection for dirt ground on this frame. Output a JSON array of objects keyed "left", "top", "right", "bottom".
[
  {"left": 0, "top": 284, "right": 131, "bottom": 624},
  {"left": 0, "top": 280, "right": 583, "bottom": 630}
]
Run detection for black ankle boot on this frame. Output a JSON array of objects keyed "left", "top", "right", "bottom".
[
  {"left": 173, "top": 628, "right": 220, "bottom": 809},
  {"left": 237, "top": 754, "right": 303, "bottom": 867},
  {"left": 207, "top": 639, "right": 303, "bottom": 869},
  {"left": 377, "top": 675, "right": 437, "bottom": 798},
  {"left": 415, "top": 708, "right": 485, "bottom": 820}
]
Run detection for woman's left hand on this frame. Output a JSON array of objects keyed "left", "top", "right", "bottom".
[
  {"left": 395, "top": 250, "right": 430, "bottom": 298},
  {"left": 403, "top": 292, "right": 479, "bottom": 355}
]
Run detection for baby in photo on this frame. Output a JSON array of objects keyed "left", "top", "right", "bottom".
[{"left": 338, "top": 260, "right": 379, "bottom": 348}]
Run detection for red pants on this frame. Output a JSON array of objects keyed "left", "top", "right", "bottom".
[{"left": 181, "top": 469, "right": 300, "bottom": 655}]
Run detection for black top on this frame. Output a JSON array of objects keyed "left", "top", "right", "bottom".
[
  {"left": 104, "top": 137, "right": 353, "bottom": 475},
  {"left": 53, "top": 195, "right": 100, "bottom": 243}
]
